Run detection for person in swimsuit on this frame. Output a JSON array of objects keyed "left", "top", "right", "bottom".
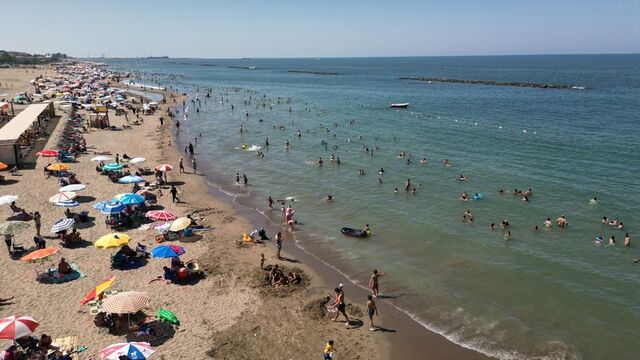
[
  {"left": 331, "top": 287, "right": 350, "bottom": 326},
  {"left": 366, "top": 295, "right": 378, "bottom": 331},
  {"left": 369, "top": 269, "right": 385, "bottom": 297}
]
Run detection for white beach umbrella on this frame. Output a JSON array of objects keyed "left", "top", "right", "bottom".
[
  {"left": 49, "top": 192, "right": 77, "bottom": 204},
  {"left": 91, "top": 156, "right": 113, "bottom": 162},
  {"left": 129, "top": 157, "right": 146, "bottom": 164},
  {"left": 0, "top": 195, "right": 18, "bottom": 206},
  {"left": 59, "top": 184, "right": 87, "bottom": 192},
  {"left": 51, "top": 218, "right": 75, "bottom": 233}
]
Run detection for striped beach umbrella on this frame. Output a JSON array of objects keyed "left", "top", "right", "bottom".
[
  {"left": 99, "top": 342, "right": 155, "bottom": 360},
  {"left": 20, "top": 247, "right": 59, "bottom": 262},
  {"left": 113, "top": 193, "right": 145, "bottom": 205},
  {"left": 154, "top": 164, "right": 173, "bottom": 172},
  {"left": 59, "top": 184, "right": 86, "bottom": 192},
  {"left": 151, "top": 244, "right": 185, "bottom": 258},
  {"left": 80, "top": 275, "right": 116, "bottom": 305},
  {"left": 36, "top": 149, "right": 59, "bottom": 157},
  {"left": 118, "top": 175, "right": 145, "bottom": 184},
  {"left": 49, "top": 192, "right": 77, "bottom": 203},
  {"left": 0, "top": 315, "right": 40, "bottom": 339},
  {"left": 145, "top": 210, "right": 176, "bottom": 221},
  {"left": 55, "top": 200, "right": 80, "bottom": 208},
  {"left": 0, "top": 221, "right": 30, "bottom": 235},
  {"left": 100, "top": 202, "right": 126, "bottom": 215},
  {"left": 50, "top": 218, "right": 75, "bottom": 233},
  {"left": 100, "top": 291, "right": 151, "bottom": 314}
]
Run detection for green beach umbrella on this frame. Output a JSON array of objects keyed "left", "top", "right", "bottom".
[
  {"left": 0, "top": 221, "right": 30, "bottom": 235},
  {"left": 102, "top": 163, "right": 124, "bottom": 172},
  {"left": 157, "top": 308, "right": 180, "bottom": 326}
]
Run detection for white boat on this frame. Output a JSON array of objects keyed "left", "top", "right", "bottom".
[{"left": 390, "top": 103, "right": 409, "bottom": 108}]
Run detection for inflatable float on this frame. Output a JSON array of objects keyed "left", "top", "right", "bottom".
[{"left": 341, "top": 227, "right": 370, "bottom": 238}]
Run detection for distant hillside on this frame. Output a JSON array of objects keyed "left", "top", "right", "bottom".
[{"left": 0, "top": 50, "right": 68, "bottom": 65}]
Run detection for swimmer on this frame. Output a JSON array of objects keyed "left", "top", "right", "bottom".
[
  {"left": 459, "top": 192, "right": 468, "bottom": 201},
  {"left": 412, "top": 188, "right": 417, "bottom": 194},
  {"left": 609, "top": 236, "right": 616, "bottom": 245},
  {"left": 498, "top": 188, "right": 505, "bottom": 194},
  {"left": 457, "top": 174, "right": 468, "bottom": 181},
  {"left": 590, "top": 197, "right": 598, "bottom": 205},
  {"left": 490, "top": 223, "right": 496, "bottom": 230},
  {"left": 533, "top": 225, "right": 540, "bottom": 232},
  {"left": 595, "top": 236, "right": 603, "bottom": 247},
  {"left": 463, "top": 209, "right": 473, "bottom": 223},
  {"left": 556, "top": 215, "right": 568, "bottom": 228},
  {"left": 624, "top": 233, "right": 630, "bottom": 248},
  {"left": 500, "top": 219, "right": 510, "bottom": 229},
  {"left": 405, "top": 179, "right": 411, "bottom": 191},
  {"left": 394, "top": 188, "right": 398, "bottom": 194},
  {"left": 504, "top": 231, "right": 512, "bottom": 240},
  {"left": 601, "top": 216, "right": 609, "bottom": 224},
  {"left": 318, "top": 157, "right": 323, "bottom": 165},
  {"left": 522, "top": 196, "right": 529, "bottom": 202},
  {"left": 419, "top": 158, "right": 427, "bottom": 164},
  {"left": 326, "top": 195, "right": 333, "bottom": 202},
  {"left": 379, "top": 168, "right": 384, "bottom": 177}
]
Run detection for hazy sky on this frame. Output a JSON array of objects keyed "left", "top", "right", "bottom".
[{"left": 2, "top": 0, "right": 638, "bottom": 58}]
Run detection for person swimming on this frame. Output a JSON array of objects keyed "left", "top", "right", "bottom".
[
  {"left": 590, "top": 197, "right": 598, "bottom": 205},
  {"left": 457, "top": 174, "right": 468, "bottom": 181}
]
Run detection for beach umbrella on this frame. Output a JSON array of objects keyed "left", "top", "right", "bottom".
[
  {"left": 99, "top": 342, "right": 155, "bottom": 360},
  {"left": 169, "top": 217, "right": 191, "bottom": 232},
  {"left": 94, "top": 233, "right": 130, "bottom": 249},
  {"left": 154, "top": 164, "right": 173, "bottom": 172},
  {"left": 49, "top": 192, "right": 77, "bottom": 203},
  {"left": 0, "top": 315, "right": 40, "bottom": 340},
  {"left": 80, "top": 275, "right": 116, "bottom": 305},
  {"left": 20, "top": 247, "right": 59, "bottom": 262},
  {"left": 151, "top": 245, "right": 185, "bottom": 258},
  {"left": 100, "top": 291, "right": 151, "bottom": 314},
  {"left": 145, "top": 210, "right": 176, "bottom": 221},
  {"left": 55, "top": 201, "right": 79, "bottom": 208},
  {"left": 100, "top": 202, "right": 126, "bottom": 215},
  {"left": 47, "top": 163, "right": 71, "bottom": 171},
  {"left": 0, "top": 195, "right": 18, "bottom": 205},
  {"left": 113, "top": 193, "right": 145, "bottom": 205},
  {"left": 118, "top": 175, "right": 145, "bottom": 184},
  {"left": 0, "top": 221, "right": 30, "bottom": 235},
  {"left": 91, "top": 156, "right": 113, "bottom": 162},
  {"left": 59, "top": 184, "right": 86, "bottom": 192},
  {"left": 93, "top": 200, "right": 110, "bottom": 211},
  {"left": 50, "top": 218, "right": 75, "bottom": 233},
  {"left": 102, "top": 163, "right": 124, "bottom": 171},
  {"left": 0, "top": 162, "right": 8, "bottom": 171},
  {"left": 36, "top": 149, "right": 59, "bottom": 157},
  {"left": 129, "top": 157, "right": 146, "bottom": 164}
]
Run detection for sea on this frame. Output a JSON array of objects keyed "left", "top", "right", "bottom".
[{"left": 103, "top": 55, "right": 640, "bottom": 360}]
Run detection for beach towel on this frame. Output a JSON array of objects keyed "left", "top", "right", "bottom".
[
  {"left": 38, "top": 263, "right": 85, "bottom": 284},
  {"left": 51, "top": 335, "right": 79, "bottom": 359}
]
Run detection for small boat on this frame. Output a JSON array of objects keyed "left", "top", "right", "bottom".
[
  {"left": 341, "top": 227, "right": 370, "bottom": 238},
  {"left": 390, "top": 103, "right": 409, "bottom": 108}
]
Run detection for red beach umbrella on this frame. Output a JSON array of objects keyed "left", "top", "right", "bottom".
[
  {"left": 145, "top": 210, "right": 177, "bottom": 221},
  {"left": 0, "top": 315, "right": 40, "bottom": 339},
  {"left": 154, "top": 164, "right": 173, "bottom": 172},
  {"left": 36, "top": 149, "right": 60, "bottom": 157}
]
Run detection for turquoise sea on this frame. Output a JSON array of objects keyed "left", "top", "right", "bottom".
[{"left": 105, "top": 55, "right": 640, "bottom": 359}]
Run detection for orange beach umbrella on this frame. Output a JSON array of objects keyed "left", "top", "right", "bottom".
[
  {"left": 20, "top": 247, "right": 59, "bottom": 262},
  {"left": 80, "top": 275, "right": 116, "bottom": 305},
  {"left": 0, "top": 162, "right": 8, "bottom": 171}
]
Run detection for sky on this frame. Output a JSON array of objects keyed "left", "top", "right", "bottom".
[{"left": 1, "top": 0, "right": 638, "bottom": 58}]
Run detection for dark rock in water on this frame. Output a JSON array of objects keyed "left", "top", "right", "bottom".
[
  {"left": 288, "top": 70, "right": 341, "bottom": 76},
  {"left": 400, "top": 77, "right": 582, "bottom": 90}
]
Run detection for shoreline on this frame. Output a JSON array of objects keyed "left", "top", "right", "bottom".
[{"left": 167, "top": 91, "right": 492, "bottom": 359}]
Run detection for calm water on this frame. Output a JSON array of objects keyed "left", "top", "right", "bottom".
[{"left": 105, "top": 55, "right": 640, "bottom": 359}]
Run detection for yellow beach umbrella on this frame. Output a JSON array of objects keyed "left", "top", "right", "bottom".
[
  {"left": 169, "top": 217, "right": 191, "bottom": 232},
  {"left": 94, "top": 233, "right": 130, "bottom": 249},
  {"left": 47, "top": 163, "right": 71, "bottom": 171}
]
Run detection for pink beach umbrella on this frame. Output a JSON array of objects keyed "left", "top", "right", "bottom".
[
  {"left": 99, "top": 341, "right": 155, "bottom": 360},
  {"left": 145, "top": 210, "right": 177, "bottom": 221},
  {"left": 0, "top": 315, "right": 40, "bottom": 339},
  {"left": 154, "top": 164, "right": 173, "bottom": 172}
]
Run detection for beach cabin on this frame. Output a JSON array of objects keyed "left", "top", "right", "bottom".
[{"left": 0, "top": 103, "right": 55, "bottom": 167}]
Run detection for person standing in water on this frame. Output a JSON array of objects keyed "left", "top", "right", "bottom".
[
  {"left": 267, "top": 196, "right": 273, "bottom": 209},
  {"left": 624, "top": 233, "right": 631, "bottom": 248},
  {"left": 366, "top": 295, "right": 379, "bottom": 331},
  {"left": 191, "top": 157, "right": 197, "bottom": 174},
  {"left": 243, "top": 173, "right": 248, "bottom": 185},
  {"left": 369, "top": 269, "right": 385, "bottom": 297},
  {"left": 235, "top": 173, "right": 240, "bottom": 184}
]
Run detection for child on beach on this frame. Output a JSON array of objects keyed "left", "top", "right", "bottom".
[
  {"left": 367, "top": 295, "right": 379, "bottom": 331},
  {"left": 260, "top": 253, "right": 265, "bottom": 270},
  {"left": 323, "top": 340, "right": 335, "bottom": 359}
]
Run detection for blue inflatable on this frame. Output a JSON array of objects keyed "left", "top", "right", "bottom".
[{"left": 472, "top": 193, "right": 484, "bottom": 201}]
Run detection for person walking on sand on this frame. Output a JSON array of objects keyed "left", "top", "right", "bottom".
[
  {"left": 179, "top": 157, "right": 184, "bottom": 173},
  {"left": 369, "top": 269, "right": 385, "bottom": 297},
  {"left": 33, "top": 211, "right": 41, "bottom": 237},
  {"left": 275, "top": 232, "right": 283, "bottom": 259},
  {"left": 267, "top": 196, "right": 273, "bottom": 209},
  {"left": 331, "top": 287, "right": 350, "bottom": 326},
  {"left": 260, "top": 253, "right": 265, "bottom": 270},
  {"left": 192, "top": 157, "right": 197, "bottom": 174},
  {"left": 367, "top": 295, "right": 379, "bottom": 331},
  {"left": 170, "top": 185, "right": 178, "bottom": 203},
  {"left": 323, "top": 340, "right": 335, "bottom": 360}
]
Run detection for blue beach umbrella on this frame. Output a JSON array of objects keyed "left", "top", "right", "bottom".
[
  {"left": 151, "top": 244, "right": 186, "bottom": 258},
  {"left": 100, "top": 202, "right": 126, "bottom": 215},
  {"left": 93, "top": 200, "right": 109, "bottom": 211},
  {"left": 118, "top": 175, "right": 145, "bottom": 184},
  {"left": 102, "top": 163, "right": 124, "bottom": 172},
  {"left": 112, "top": 193, "right": 145, "bottom": 205}
]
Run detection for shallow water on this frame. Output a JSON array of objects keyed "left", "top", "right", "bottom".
[{"left": 106, "top": 55, "right": 640, "bottom": 359}]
